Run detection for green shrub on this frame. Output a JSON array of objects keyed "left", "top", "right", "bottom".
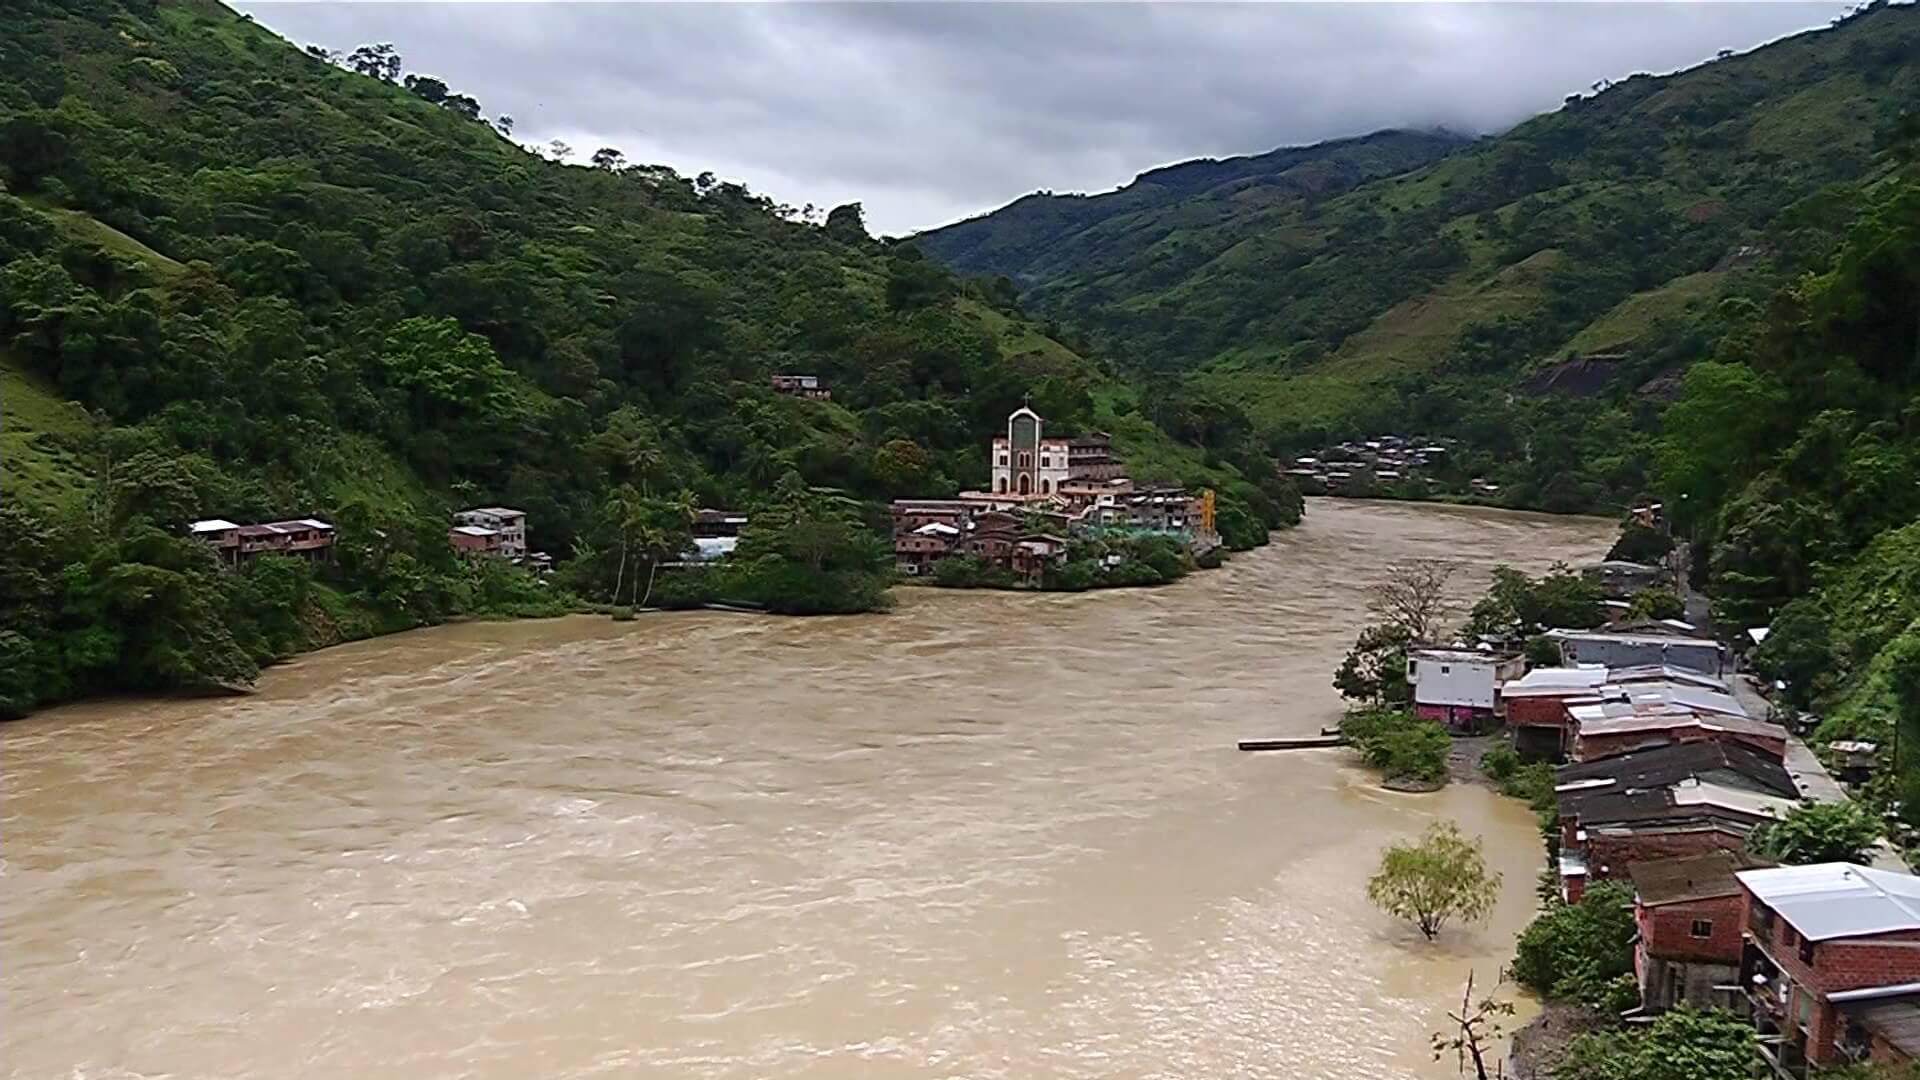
[
  {"left": 1481, "top": 740, "right": 1521, "bottom": 782},
  {"left": 1512, "top": 880, "right": 1636, "bottom": 1006},
  {"left": 645, "top": 568, "right": 717, "bottom": 609},
  {"left": 1557, "top": 1006, "right": 1754, "bottom": 1080},
  {"left": 1375, "top": 723, "right": 1450, "bottom": 783},
  {"left": 610, "top": 605, "right": 635, "bottom": 622},
  {"left": 1341, "top": 707, "right": 1450, "bottom": 785},
  {"left": 1747, "top": 800, "right": 1882, "bottom": 864},
  {"left": 1524, "top": 634, "right": 1562, "bottom": 667}
]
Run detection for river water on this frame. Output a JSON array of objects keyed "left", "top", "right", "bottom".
[{"left": 2, "top": 499, "right": 1611, "bottom": 1079}]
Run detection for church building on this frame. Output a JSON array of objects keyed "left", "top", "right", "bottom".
[{"left": 990, "top": 406, "right": 1074, "bottom": 497}]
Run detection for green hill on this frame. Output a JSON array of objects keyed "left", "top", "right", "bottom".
[
  {"left": 916, "top": 2, "right": 1920, "bottom": 509},
  {"left": 0, "top": 0, "right": 1299, "bottom": 715},
  {"left": 918, "top": 128, "right": 1470, "bottom": 291}
]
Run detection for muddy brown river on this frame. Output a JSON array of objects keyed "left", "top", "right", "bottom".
[{"left": 2, "top": 499, "right": 1612, "bottom": 1079}]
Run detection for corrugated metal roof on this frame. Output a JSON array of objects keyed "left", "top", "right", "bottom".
[
  {"left": 189, "top": 518, "right": 240, "bottom": 533},
  {"left": 1504, "top": 667, "right": 1611, "bottom": 696},
  {"left": 1738, "top": 864, "right": 1920, "bottom": 941}
]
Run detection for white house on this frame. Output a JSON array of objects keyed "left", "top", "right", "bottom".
[
  {"left": 454, "top": 507, "right": 527, "bottom": 558},
  {"left": 1407, "top": 648, "right": 1526, "bottom": 730}
]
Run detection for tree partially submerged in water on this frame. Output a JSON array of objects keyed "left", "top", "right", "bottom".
[{"left": 1368, "top": 821, "right": 1501, "bottom": 940}]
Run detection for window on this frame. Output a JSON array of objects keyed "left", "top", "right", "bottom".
[
  {"left": 1690, "top": 919, "right": 1713, "bottom": 938},
  {"left": 1799, "top": 938, "right": 1816, "bottom": 966},
  {"left": 1783, "top": 924, "right": 1798, "bottom": 947},
  {"left": 1440, "top": 665, "right": 1452, "bottom": 675}
]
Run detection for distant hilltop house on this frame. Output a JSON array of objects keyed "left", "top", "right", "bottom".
[
  {"left": 770, "top": 374, "right": 830, "bottom": 401},
  {"left": 449, "top": 507, "right": 549, "bottom": 570},
  {"left": 449, "top": 506, "right": 528, "bottom": 560},
  {"left": 189, "top": 517, "right": 335, "bottom": 565}
]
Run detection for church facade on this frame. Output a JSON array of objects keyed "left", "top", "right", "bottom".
[{"left": 990, "top": 407, "right": 1074, "bottom": 497}]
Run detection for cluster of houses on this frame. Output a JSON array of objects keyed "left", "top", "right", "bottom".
[
  {"left": 888, "top": 406, "right": 1218, "bottom": 580},
  {"left": 1283, "top": 434, "right": 1476, "bottom": 495},
  {"left": 1413, "top": 618, "right": 1920, "bottom": 1075},
  {"left": 191, "top": 507, "right": 556, "bottom": 571}
]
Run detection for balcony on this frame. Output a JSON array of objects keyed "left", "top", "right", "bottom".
[{"left": 1743, "top": 940, "right": 1808, "bottom": 1080}]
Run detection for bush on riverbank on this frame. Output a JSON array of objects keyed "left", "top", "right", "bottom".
[
  {"left": 1554, "top": 1006, "right": 1755, "bottom": 1080},
  {"left": 1340, "top": 707, "right": 1449, "bottom": 787},
  {"left": 1512, "top": 881, "right": 1637, "bottom": 1009}
]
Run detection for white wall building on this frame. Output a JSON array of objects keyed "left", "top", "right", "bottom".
[
  {"left": 1407, "top": 648, "right": 1526, "bottom": 729},
  {"left": 989, "top": 407, "right": 1072, "bottom": 498},
  {"left": 454, "top": 507, "right": 527, "bottom": 558}
]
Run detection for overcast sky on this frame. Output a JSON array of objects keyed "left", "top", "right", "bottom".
[{"left": 233, "top": 2, "right": 1851, "bottom": 236}]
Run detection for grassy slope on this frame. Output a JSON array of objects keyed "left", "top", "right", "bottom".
[
  {"left": 1, "top": 350, "right": 96, "bottom": 511},
  {"left": 1553, "top": 270, "right": 1727, "bottom": 357}
]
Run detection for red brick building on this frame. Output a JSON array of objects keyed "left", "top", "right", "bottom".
[
  {"left": 450, "top": 523, "right": 506, "bottom": 557},
  {"left": 191, "top": 517, "right": 335, "bottom": 565},
  {"left": 1740, "top": 863, "right": 1920, "bottom": 1076},
  {"left": 1630, "top": 850, "right": 1767, "bottom": 1013},
  {"left": 1501, "top": 666, "right": 1609, "bottom": 760}
]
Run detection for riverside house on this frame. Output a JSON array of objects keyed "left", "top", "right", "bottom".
[
  {"left": 453, "top": 507, "right": 528, "bottom": 559},
  {"left": 1740, "top": 863, "right": 1920, "bottom": 1076},
  {"left": 1501, "top": 666, "right": 1611, "bottom": 760},
  {"left": 1630, "top": 850, "right": 1768, "bottom": 1014},
  {"left": 190, "top": 517, "right": 335, "bottom": 565},
  {"left": 1406, "top": 648, "right": 1525, "bottom": 731}
]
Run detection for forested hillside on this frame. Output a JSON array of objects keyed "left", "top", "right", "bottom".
[
  {"left": 919, "top": 2, "right": 1919, "bottom": 512},
  {"left": 0, "top": 0, "right": 1300, "bottom": 716},
  {"left": 1665, "top": 173, "right": 1920, "bottom": 823},
  {"left": 918, "top": 129, "right": 1470, "bottom": 292}
]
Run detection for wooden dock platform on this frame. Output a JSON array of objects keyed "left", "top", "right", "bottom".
[{"left": 1237, "top": 734, "right": 1347, "bottom": 752}]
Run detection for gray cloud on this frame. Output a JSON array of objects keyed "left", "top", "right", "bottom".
[{"left": 234, "top": 2, "right": 1851, "bottom": 235}]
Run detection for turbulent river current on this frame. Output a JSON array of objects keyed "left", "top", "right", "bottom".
[{"left": 2, "top": 498, "right": 1612, "bottom": 1079}]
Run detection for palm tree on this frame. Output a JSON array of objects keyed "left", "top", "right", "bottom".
[
  {"left": 603, "top": 488, "right": 640, "bottom": 604},
  {"left": 636, "top": 490, "right": 695, "bottom": 609}
]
